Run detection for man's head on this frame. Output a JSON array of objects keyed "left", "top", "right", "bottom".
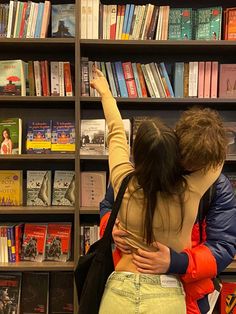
[{"left": 176, "top": 107, "right": 227, "bottom": 172}]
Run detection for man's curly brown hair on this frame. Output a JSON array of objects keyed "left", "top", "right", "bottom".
[{"left": 175, "top": 107, "right": 227, "bottom": 171}]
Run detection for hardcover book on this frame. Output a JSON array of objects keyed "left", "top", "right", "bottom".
[
  {"left": 80, "top": 171, "right": 106, "bottom": 207},
  {"left": 80, "top": 119, "right": 105, "bottom": 155},
  {"left": 0, "top": 272, "right": 22, "bottom": 314},
  {"left": 21, "top": 223, "right": 47, "bottom": 262},
  {"left": 51, "top": 121, "right": 75, "bottom": 153},
  {"left": 26, "top": 121, "right": 52, "bottom": 154},
  {"left": 52, "top": 4, "right": 75, "bottom": 38},
  {"left": 0, "top": 118, "right": 22, "bottom": 154},
  {"left": 52, "top": 171, "right": 75, "bottom": 206},
  {"left": 45, "top": 223, "right": 72, "bottom": 262},
  {"left": 49, "top": 272, "right": 74, "bottom": 313},
  {"left": 219, "top": 64, "right": 236, "bottom": 98},
  {"left": 26, "top": 171, "right": 52, "bottom": 206},
  {"left": 0, "top": 59, "right": 26, "bottom": 96},
  {"left": 0, "top": 170, "right": 23, "bottom": 206},
  {"left": 21, "top": 272, "right": 49, "bottom": 314}
]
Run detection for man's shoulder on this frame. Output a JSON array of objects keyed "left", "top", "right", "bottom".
[{"left": 213, "top": 173, "right": 235, "bottom": 204}]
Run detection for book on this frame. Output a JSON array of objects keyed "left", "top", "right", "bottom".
[
  {"left": 27, "top": 171, "right": 52, "bottom": 206},
  {"left": 26, "top": 121, "right": 52, "bottom": 154},
  {"left": 195, "top": 7, "right": 222, "bottom": 40},
  {"left": 21, "top": 223, "right": 47, "bottom": 262},
  {"left": 219, "top": 64, "right": 236, "bottom": 98},
  {"left": 45, "top": 223, "right": 72, "bottom": 262},
  {"left": 168, "top": 8, "right": 193, "bottom": 40},
  {"left": 51, "top": 121, "right": 75, "bottom": 153},
  {"left": 0, "top": 117, "right": 22, "bottom": 154},
  {"left": 21, "top": 272, "right": 49, "bottom": 314},
  {"left": 223, "top": 122, "right": 236, "bottom": 156},
  {"left": 80, "top": 172, "right": 106, "bottom": 207},
  {"left": 0, "top": 272, "right": 22, "bottom": 314},
  {"left": 52, "top": 171, "right": 75, "bottom": 206},
  {"left": 49, "top": 272, "right": 74, "bottom": 313},
  {"left": 0, "top": 59, "right": 26, "bottom": 96},
  {"left": 80, "top": 119, "right": 105, "bottom": 155},
  {"left": 0, "top": 170, "right": 23, "bottom": 206},
  {"left": 52, "top": 4, "right": 75, "bottom": 38},
  {"left": 220, "top": 281, "right": 236, "bottom": 314}
]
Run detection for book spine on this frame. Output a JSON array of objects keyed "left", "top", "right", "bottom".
[
  {"left": 109, "top": 5, "right": 117, "bottom": 40},
  {"left": 19, "top": 2, "right": 28, "bottom": 38},
  {"left": 40, "top": 60, "right": 48, "bottom": 97},
  {"left": 197, "top": 61, "right": 205, "bottom": 98},
  {"left": 118, "top": 5, "right": 125, "bottom": 39},
  {"left": 59, "top": 61, "right": 65, "bottom": 96},
  {"left": 34, "top": 2, "right": 44, "bottom": 38},
  {"left": 125, "top": 4, "right": 134, "bottom": 40},
  {"left": 211, "top": 61, "right": 218, "bottom": 98},
  {"left": 10, "top": 226, "right": 16, "bottom": 262},
  {"left": 34, "top": 60, "right": 42, "bottom": 96},
  {"left": 40, "top": 0, "right": 50, "bottom": 38},
  {"left": 160, "top": 63, "right": 175, "bottom": 97},
  {"left": 50, "top": 61, "right": 60, "bottom": 96},
  {"left": 141, "top": 64, "right": 155, "bottom": 97},
  {"left": 92, "top": 0, "right": 99, "bottom": 39},
  {"left": 29, "top": 2, "right": 38, "bottom": 38},
  {"left": 80, "top": 0, "right": 87, "bottom": 39},
  {"left": 64, "top": 62, "right": 73, "bottom": 96},
  {"left": 138, "top": 4, "right": 148, "bottom": 40},
  {"left": 111, "top": 62, "right": 121, "bottom": 97},
  {"left": 122, "top": 62, "right": 138, "bottom": 98},
  {"left": 150, "top": 62, "right": 166, "bottom": 98},
  {"left": 145, "top": 63, "right": 160, "bottom": 98},
  {"left": 115, "top": 5, "right": 121, "bottom": 39},
  {"left": 105, "top": 62, "right": 118, "bottom": 97},
  {"left": 147, "top": 6, "right": 159, "bottom": 40},
  {"left": 136, "top": 63, "right": 148, "bottom": 97},
  {"left": 143, "top": 4, "right": 154, "bottom": 40},
  {"left": 129, "top": 5, "right": 138, "bottom": 39},
  {"left": 132, "top": 63, "right": 142, "bottom": 97},
  {"left": 184, "top": 63, "right": 189, "bottom": 97},
  {"left": 121, "top": 4, "right": 130, "bottom": 40},
  {"left": 6, "top": 0, "right": 14, "bottom": 38},
  {"left": 114, "top": 61, "right": 128, "bottom": 97},
  {"left": 7, "top": 226, "right": 13, "bottom": 262},
  {"left": 204, "top": 61, "right": 211, "bottom": 98}
]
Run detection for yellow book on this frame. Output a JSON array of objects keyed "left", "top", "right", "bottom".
[{"left": 0, "top": 171, "right": 23, "bottom": 206}]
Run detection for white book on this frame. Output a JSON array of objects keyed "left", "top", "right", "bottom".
[
  {"left": 115, "top": 5, "right": 121, "bottom": 39},
  {"left": 134, "top": 5, "right": 145, "bottom": 40},
  {"left": 156, "top": 6, "right": 163, "bottom": 40},
  {"left": 7, "top": 0, "right": 14, "bottom": 38},
  {"left": 50, "top": 61, "right": 60, "bottom": 96},
  {"left": 80, "top": 119, "right": 105, "bottom": 155},
  {"left": 29, "top": 2, "right": 38, "bottom": 38},
  {"left": 33, "top": 60, "right": 42, "bottom": 96},
  {"left": 92, "top": 0, "right": 99, "bottom": 39},
  {"left": 80, "top": 0, "right": 87, "bottom": 39},
  {"left": 86, "top": 0, "right": 93, "bottom": 39},
  {"left": 26, "top": 1, "right": 35, "bottom": 38},
  {"left": 192, "top": 61, "right": 198, "bottom": 97},
  {"left": 58, "top": 61, "right": 65, "bottom": 96},
  {"left": 131, "top": 5, "right": 141, "bottom": 40},
  {"left": 145, "top": 63, "right": 160, "bottom": 98},
  {"left": 141, "top": 4, "right": 153, "bottom": 40},
  {"left": 106, "top": 5, "right": 112, "bottom": 40},
  {"left": 109, "top": 5, "right": 117, "bottom": 39},
  {"left": 27, "top": 171, "right": 51, "bottom": 206},
  {"left": 117, "top": 5, "right": 124, "bottom": 39},
  {"left": 102, "top": 4, "right": 108, "bottom": 39}
]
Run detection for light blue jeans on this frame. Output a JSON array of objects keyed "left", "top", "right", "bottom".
[{"left": 99, "top": 272, "right": 186, "bottom": 314}]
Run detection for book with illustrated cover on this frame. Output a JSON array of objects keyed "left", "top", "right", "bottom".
[
  {"left": 0, "top": 59, "right": 26, "bottom": 96},
  {"left": 27, "top": 171, "right": 51, "bottom": 206},
  {"left": 0, "top": 272, "right": 22, "bottom": 314},
  {"left": 21, "top": 223, "right": 47, "bottom": 262},
  {"left": 80, "top": 119, "right": 105, "bottom": 155},
  {"left": 50, "top": 272, "right": 74, "bottom": 313},
  {"left": 26, "top": 121, "right": 52, "bottom": 154},
  {"left": 52, "top": 171, "right": 75, "bottom": 206},
  {"left": 0, "top": 118, "right": 22, "bottom": 154},
  {"left": 21, "top": 272, "right": 49, "bottom": 314},
  {"left": 220, "top": 281, "right": 236, "bottom": 314},
  {"left": 195, "top": 7, "right": 222, "bottom": 40},
  {"left": 219, "top": 64, "right": 236, "bottom": 98},
  {"left": 132, "top": 116, "right": 152, "bottom": 144},
  {"left": 80, "top": 171, "right": 106, "bottom": 207},
  {"left": 51, "top": 121, "right": 75, "bottom": 153},
  {"left": 0, "top": 170, "right": 23, "bottom": 206},
  {"left": 52, "top": 4, "right": 75, "bottom": 38},
  {"left": 223, "top": 122, "right": 236, "bottom": 156},
  {"left": 45, "top": 223, "right": 72, "bottom": 262},
  {"left": 168, "top": 8, "right": 193, "bottom": 40}
]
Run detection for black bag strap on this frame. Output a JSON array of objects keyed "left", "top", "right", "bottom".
[{"left": 102, "top": 172, "right": 133, "bottom": 241}]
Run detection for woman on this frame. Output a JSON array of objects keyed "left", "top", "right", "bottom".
[
  {"left": 0, "top": 128, "right": 13, "bottom": 154},
  {"left": 90, "top": 69, "right": 227, "bottom": 314}
]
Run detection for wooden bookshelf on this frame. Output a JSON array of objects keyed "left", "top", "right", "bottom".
[
  {"left": 0, "top": 261, "right": 75, "bottom": 271},
  {"left": 0, "top": 154, "right": 75, "bottom": 160},
  {"left": 0, "top": 206, "right": 75, "bottom": 214},
  {"left": 225, "top": 260, "right": 236, "bottom": 273}
]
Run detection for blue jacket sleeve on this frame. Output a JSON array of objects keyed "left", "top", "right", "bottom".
[{"left": 99, "top": 184, "right": 114, "bottom": 219}]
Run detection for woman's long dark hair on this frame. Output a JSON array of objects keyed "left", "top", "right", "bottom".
[
  {"left": 1, "top": 128, "right": 11, "bottom": 142},
  {"left": 132, "top": 119, "right": 185, "bottom": 245}
]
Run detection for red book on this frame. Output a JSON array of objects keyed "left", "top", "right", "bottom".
[
  {"left": 136, "top": 63, "right": 148, "bottom": 97},
  {"left": 64, "top": 62, "right": 73, "bottom": 96},
  {"left": 15, "top": 223, "right": 24, "bottom": 262},
  {"left": 40, "top": 61, "right": 49, "bottom": 96},
  {"left": 211, "top": 61, "right": 219, "bottom": 98},
  {"left": 198, "top": 62, "right": 205, "bottom": 98},
  {"left": 220, "top": 281, "right": 236, "bottom": 313},
  {"left": 122, "top": 62, "right": 138, "bottom": 97}
]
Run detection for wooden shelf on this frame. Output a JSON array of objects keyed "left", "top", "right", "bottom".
[
  {"left": 80, "top": 207, "right": 99, "bottom": 214},
  {"left": 0, "top": 206, "right": 75, "bottom": 214},
  {"left": 0, "top": 154, "right": 75, "bottom": 160},
  {"left": 224, "top": 261, "right": 236, "bottom": 272},
  {"left": 80, "top": 155, "right": 108, "bottom": 160},
  {"left": 0, "top": 96, "right": 75, "bottom": 102},
  {"left": 0, "top": 261, "right": 75, "bottom": 271}
]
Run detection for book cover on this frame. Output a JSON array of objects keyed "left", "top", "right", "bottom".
[
  {"left": 225, "top": 173, "right": 236, "bottom": 196},
  {"left": 0, "top": 118, "right": 22, "bottom": 154},
  {"left": 52, "top": 171, "right": 75, "bottom": 206},
  {"left": 220, "top": 281, "right": 236, "bottom": 314},
  {"left": 0, "top": 170, "right": 23, "bottom": 206},
  {"left": 223, "top": 122, "right": 236, "bottom": 156},
  {"left": 49, "top": 272, "right": 74, "bottom": 313},
  {"left": 168, "top": 8, "right": 193, "bottom": 40},
  {"left": 219, "top": 64, "right": 236, "bottom": 98},
  {"left": 0, "top": 272, "right": 22, "bottom": 314},
  {"left": 80, "top": 119, "right": 105, "bottom": 155},
  {"left": 196, "top": 7, "right": 222, "bottom": 40},
  {"left": 52, "top": 4, "right": 75, "bottom": 38},
  {"left": 27, "top": 171, "right": 51, "bottom": 206},
  {"left": 51, "top": 121, "right": 75, "bottom": 153},
  {"left": 0, "top": 59, "right": 26, "bottom": 96},
  {"left": 26, "top": 121, "right": 52, "bottom": 154},
  {"left": 80, "top": 171, "right": 106, "bottom": 207},
  {"left": 45, "top": 223, "right": 71, "bottom": 262},
  {"left": 21, "top": 223, "right": 47, "bottom": 262},
  {"left": 21, "top": 272, "right": 49, "bottom": 314}
]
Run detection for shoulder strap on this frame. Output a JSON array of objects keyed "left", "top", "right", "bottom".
[
  {"left": 198, "top": 182, "right": 216, "bottom": 242},
  {"left": 103, "top": 173, "right": 133, "bottom": 241}
]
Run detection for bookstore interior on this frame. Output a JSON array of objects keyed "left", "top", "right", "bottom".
[{"left": 0, "top": 0, "right": 236, "bottom": 313}]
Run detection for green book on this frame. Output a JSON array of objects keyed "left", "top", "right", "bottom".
[
  {"left": 168, "top": 8, "right": 193, "bottom": 40},
  {"left": 0, "top": 118, "right": 22, "bottom": 154},
  {"left": 196, "top": 7, "right": 222, "bottom": 40}
]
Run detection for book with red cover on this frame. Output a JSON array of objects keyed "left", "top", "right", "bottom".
[
  {"left": 21, "top": 223, "right": 47, "bottom": 262},
  {"left": 45, "top": 223, "right": 72, "bottom": 262},
  {"left": 122, "top": 62, "right": 138, "bottom": 97},
  {"left": 220, "top": 281, "right": 236, "bottom": 314}
]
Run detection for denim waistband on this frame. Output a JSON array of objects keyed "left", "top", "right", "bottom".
[{"left": 109, "top": 271, "right": 182, "bottom": 287}]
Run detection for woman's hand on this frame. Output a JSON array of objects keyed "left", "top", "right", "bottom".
[{"left": 90, "top": 68, "right": 112, "bottom": 97}]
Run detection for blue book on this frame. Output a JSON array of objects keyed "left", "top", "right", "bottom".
[
  {"left": 34, "top": 3, "right": 44, "bottom": 38},
  {"left": 115, "top": 62, "right": 128, "bottom": 97},
  {"left": 52, "top": 4, "right": 75, "bottom": 38},
  {"left": 174, "top": 62, "right": 184, "bottom": 98},
  {"left": 125, "top": 4, "right": 135, "bottom": 39},
  {"left": 132, "top": 63, "right": 142, "bottom": 97},
  {"left": 160, "top": 63, "right": 175, "bottom": 97},
  {"left": 121, "top": 4, "right": 130, "bottom": 39}
]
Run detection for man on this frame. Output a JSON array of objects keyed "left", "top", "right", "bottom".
[{"left": 100, "top": 175, "right": 236, "bottom": 314}]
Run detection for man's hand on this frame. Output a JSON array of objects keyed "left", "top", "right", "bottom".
[
  {"left": 112, "top": 219, "right": 132, "bottom": 254},
  {"left": 132, "top": 242, "right": 171, "bottom": 274}
]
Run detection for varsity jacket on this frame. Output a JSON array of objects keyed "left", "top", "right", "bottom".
[{"left": 99, "top": 174, "right": 236, "bottom": 314}]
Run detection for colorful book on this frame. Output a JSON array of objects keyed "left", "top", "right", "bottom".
[
  {"left": 27, "top": 171, "right": 52, "bottom": 206},
  {"left": 52, "top": 4, "right": 75, "bottom": 38},
  {"left": 0, "top": 118, "right": 22, "bottom": 154},
  {"left": 26, "top": 120, "right": 52, "bottom": 154},
  {"left": 0, "top": 273, "right": 22, "bottom": 313},
  {"left": 0, "top": 170, "right": 23, "bottom": 206},
  {"left": 168, "top": 8, "right": 193, "bottom": 40},
  {"left": 52, "top": 171, "right": 75, "bottom": 206},
  {"left": 195, "top": 7, "right": 222, "bottom": 40},
  {"left": 51, "top": 121, "right": 75, "bottom": 153}
]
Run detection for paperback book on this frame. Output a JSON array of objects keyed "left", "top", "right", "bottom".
[
  {"left": 80, "top": 119, "right": 105, "bottom": 155},
  {"left": 51, "top": 121, "right": 75, "bottom": 153},
  {"left": 52, "top": 4, "right": 75, "bottom": 38},
  {"left": 26, "top": 121, "right": 52, "bottom": 154},
  {"left": 52, "top": 171, "right": 75, "bottom": 206},
  {"left": 223, "top": 122, "right": 236, "bottom": 156},
  {"left": 0, "top": 170, "right": 23, "bottom": 206},
  {"left": 0, "top": 118, "right": 22, "bottom": 154}
]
